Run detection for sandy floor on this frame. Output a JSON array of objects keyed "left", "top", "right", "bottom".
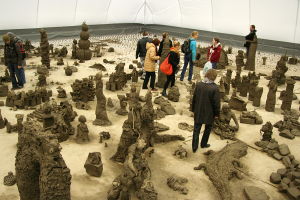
[{"left": 0, "top": 33, "right": 299, "bottom": 200}]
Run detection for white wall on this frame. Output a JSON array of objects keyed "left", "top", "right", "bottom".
[{"left": 0, "top": 0, "right": 299, "bottom": 43}]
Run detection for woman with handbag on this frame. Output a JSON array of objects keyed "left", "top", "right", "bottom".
[
  {"left": 161, "top": 41, "right": 180, "bottom": 96},
  {"left": 142, "top": 39, "right": 160, "bottom": 91}
]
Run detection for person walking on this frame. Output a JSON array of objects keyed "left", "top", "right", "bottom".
[
  {"left": 180, "top": 31, "right": 198, "bottom": 82},
  {"left": 207, "top": 37, "right": 222, "bottom": 69},
  {"left": 142, "top": 39, "right": 160, "bottom": 91},
  {"left": 3, "top": 33, "right": 25, "bottom": 90},
  {"left": 136, "top": 31, "right": 152, "bottom": 80},
  {"left": 162, "top": 41, "right": 180, "bottom": 96},
  {"left": 191, "top": 69, "right": 220, "bottom": 152}
]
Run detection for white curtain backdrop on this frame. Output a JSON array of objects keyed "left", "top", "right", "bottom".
[{"left": 0, "top": 0, "right": 299, "bottom": 43}]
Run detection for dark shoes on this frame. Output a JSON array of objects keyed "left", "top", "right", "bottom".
[
  {"left": 201, "top": 144, "right": 211, "bottom": 148},
  {"left": 151, "top": 88, "right": 158, "bottom": 91},
  {"left": 12, "top": 86, "right": 22, "bottom": 90},
  {"left": 161, "top": 90, "right": 167, "bottom": 97}
]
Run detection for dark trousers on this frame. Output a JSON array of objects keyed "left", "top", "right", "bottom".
[
  {"left": 163, "top": 74, "right": 175, "bottom": 90},
  {"left": 192, "top": 123, "right": 212, "bottom": 151},
  {"left": 7, "top": 62, "right": 22, "bottom": 88},
  {"left": 143, "top": 71, "right": 156, "bottom": 89},
  {"left": 180, "top": 54, "right": 193, "bottom": 81},
  {"left": 211, "top": 62, "right": 217, "bottom": 69}
]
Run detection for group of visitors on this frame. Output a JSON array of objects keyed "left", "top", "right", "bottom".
[
  {"left": 2, "top": 32, "right": 26, "bottom": 90},
  {"left": 136, "top": 25, "right": 257, "bottom": 151}
]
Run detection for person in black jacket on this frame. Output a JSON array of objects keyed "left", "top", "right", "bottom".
[
  {"left": 157, "top": 32, "right": 173, "bottom": 56},
  {"left": 162, "top": 41, "right": 180, "bottom": 96},
  {"left": 3, "top": 34, "right": 24, "bottom": 90},
  {"left": 191, "top": 69, "right": 220, "bottom": 152},
  {"left": 244, "top": 25, "right": 257, "bottom": 57},
  {"left": 136, "top": 31, "right": 152, "bottom": 80}
]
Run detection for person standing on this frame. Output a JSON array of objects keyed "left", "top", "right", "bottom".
[
  {"left": 142, "top": 39, "right": 160, "bottom": 91},
  {"left": 244, "top": 25, "right": 258, "bottom": 71},
  {"left": 191, "top": 69, "right": 220, "bottom": 152},
  {"left": 180, "top": 31, "right": 198, "bottom": 82},
  {"left": 3, "top": 33, "right": 24, "bottom": 90},
  {"left": 158, "top": 32, "right": 173, "bottom": 57},
  {"left": 207, "top": 37, "right": 222, "bottom": 69},
  {"left": 136, "top": 31, "right": 152, "bottom": 80},
  {"left": 162, "top": 41, "right": 180, "bottom": 96}
]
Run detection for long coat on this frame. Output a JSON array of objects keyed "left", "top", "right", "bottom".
[
  {"left": 144, "top": 42, "right": 159, "bottom": 72},
  {"left": 192, "top": 82, "right": 220, "bottom": 125}
]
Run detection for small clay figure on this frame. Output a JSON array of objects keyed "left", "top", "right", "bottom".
[
  {"left": 107, "top": 97, "right": 114, "bottom": 108},
  {"left": 106, "top": 63, "right": 128, "bottom": 91},
  {"left": 262, "top": 57, "right": 267, "bottom": 65},
  {"left": 214, "top": 103, "right": 239, "bottom": 140},
  {"left": 260, "top": 122, "right": 273, "bottom": 141},
  {"left": 281, "top": 77, "right": 296, "bottom": 111},
  {"left": 231, "top": 70, "right": 241, "bottom": 92},
  {"left": 240, "top": 75, "right": 249, "bottom": 97},
  {"left": 64, "top": 65, "right": 73, "bottom": 76},
  {"left": 76, "top": 115, "right": 89, "bottom": 143},
  {"left": 265, "top": 79, "right": 277, "bottom": 112},
  {"left": 229, "top": 89, "right": 247, "bottom": 111},
  {"left": 240, "top": 110, "right": 263, "bottom": 125},
  {"left": 0, "top": 84, "right": 8, "bottom": 97},
  {"left": 70, "top": 77, "right": 95, "bottom": 102},
  {"left": 0, "top": 109, "right": 8, "bottom": 129},
  {"left": 131, "top": 67, "right": 138, "bottom": 83},
  {"left": 224, "top": 69, "right": 232, "bottom": 95},
  {"left": 93, "top": 72, "right": 111, "bottom": 126},
  {"left": 116, "top": 95, "right": 128, "bottom": 116},
  {"left": 273, "top": 60, "right": 288, "bottom": 85},
  {"left": 57, "top": 57, "right": 64, "bottom": 65},
  {"left": 173, "top": 145, "right": 188, "bottom": 159},
  {"left": 3, "top": 172, "right": 16, "bottom": 186},
  {"left": 219, "top": 77, "right": 229, "bottom": 102},
  {"left": 37, "top": 74, "right": 47, "bottom": 87},
  {"left": 167, "top": 176, "right": 188, "bottom": 195},
  {"left": 42, "top": 104, "right": 54, "bottom": 129},
  {"left": 253, "top": 84, "right": 263, "bottom": 107},
  {"left": 167, "top": 86, "right": 180, "bottom": 102},
  {"left": 57, "top": 86, "right": 67, "bottom": 98},
  {"left": 39, "top": 29, "right": 50, "bottom": 69},
  {"left": 77, "top": 22, "right": 92, "bottom": 60},
  {"left": 84, "top": 152, "right": 103, "bottom": 177},
  {"left": 71, "top": 39, "right": 78, "bottom": 59}
]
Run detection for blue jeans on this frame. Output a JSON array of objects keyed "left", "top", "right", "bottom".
[
  {"left": 211, "top": 62, "right": 217, "bottom": 69},
  {"left": 7, "top": 63, "right": 22, "bottom": 88},
  {"left": 180, "top": 54, "right": 193, "bottom": 81},
  {"left": 19, "top": 67, "right": 26, "bottom": 84}
]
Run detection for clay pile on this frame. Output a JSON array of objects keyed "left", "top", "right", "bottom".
[
  {"left": 15, "top": 120, "right": 71, "bottom": 200},
  {"left": 240, "top": 110, "right": 263, "bottom": 124},
  {"left": 274, "top": 111, "right": 300, "bottom": 139},
  {"left": 154, "top": 96, "right": 176, "bottom": 115},
  {"left": 70, "top": 77, "right": 95, "bottom": 102},
  {"left": 106, "top": 63, "right": 128, "bottom": 91},
  {"left": 6, "top": 88, "right": 52, "bottom": 109},
  {"left": 167, "top": 85, "right": 180, "bottom": 102}
]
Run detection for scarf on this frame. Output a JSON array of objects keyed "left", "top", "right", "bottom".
[
  {"left": 209, "top": 42, "right": 221, "bottom": 54},
  {"left": 170, "top": 47, "right": 180, "bottom": 56}
]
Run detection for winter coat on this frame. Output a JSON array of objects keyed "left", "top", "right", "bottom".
[
  {"left": 144, "top": 42, "right": 160, "bottom": 72},
  {"left": 244, "top": 30, "right": 257, "bottom": 48},
  {"left": 158, "top": 39, "right": 173, "bottom": 56},
  {"left": 136, "top": 36, "right": 152, "bottom": 58},
  {"left": 189, "top": 38, "right": 197, "bottom": 61},
  {"left": 4, "top": 33, "right": 23, "bottom": 66},
  {"left": 207, "top": 44, "right": 222, "bottom": 63},
  {"left": 168, "top": 48, "right": 180, "bottom": 75},
  {"left": 192, "top": 81, "right": 220, "bottom": 125}
]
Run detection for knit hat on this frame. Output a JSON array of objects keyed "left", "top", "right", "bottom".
[{"left": 2, "top": 34, "right": 10, "bottom": 43}]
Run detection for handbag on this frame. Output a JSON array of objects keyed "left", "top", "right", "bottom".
[{"left": 160, "top": 55, "right": 173, "bottom": 75}]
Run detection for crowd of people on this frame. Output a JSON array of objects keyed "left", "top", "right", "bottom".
[{"left": 2, "top": 25, "right": 257, "bottom": 151}]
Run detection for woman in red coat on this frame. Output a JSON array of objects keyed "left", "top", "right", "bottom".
[{"left": 207, "top": 37, "right": 222, "bottom": 69}]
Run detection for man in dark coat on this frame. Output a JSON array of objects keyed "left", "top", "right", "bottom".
[
  {"left": 191, "top": 69, "right": 220, "bottom": 152},
  {"left": 136, "top": 31, "right": 152, "bottom": 80},
  {"left": 3, "top": 33, "right": 24, "bottom": 89}
]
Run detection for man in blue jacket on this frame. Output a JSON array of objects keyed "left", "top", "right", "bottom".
[
  {"left": 180, "top": 31, "right": 198, "bottom": 82},
  {"left": 136, "top": 31, "right": 152, "bottom": 80}
]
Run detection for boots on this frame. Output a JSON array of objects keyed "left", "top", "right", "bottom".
[{"left": 161, "top": 89, "right": 167, "bottom": 97}]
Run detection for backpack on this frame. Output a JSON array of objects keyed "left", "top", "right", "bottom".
[
  {"left": 181, "top": 39, "right": 191, "bottom": 54},
  {"left": 13, "top": 38, "right": 26, "bottom": 60}
]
